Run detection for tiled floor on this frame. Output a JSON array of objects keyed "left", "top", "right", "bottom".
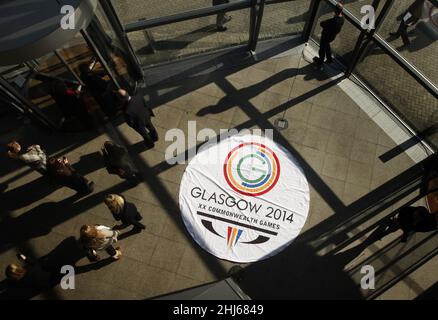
[
  {"left": 0, "top": 40, "right": 436, "bottom": 300},
  {"left": 115, "top": 0, "right": 438, "bottom": 149}
]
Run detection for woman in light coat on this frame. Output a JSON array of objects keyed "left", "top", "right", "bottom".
[{"left": 80, "top": 224, "right": 122, "bottom": 260}]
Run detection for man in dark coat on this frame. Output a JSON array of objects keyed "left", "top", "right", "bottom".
[
  {"left": 101, "top": 141, "right": 140, "bottom": 184},
  {"left": 213, "top": 0, "right": 232, "bottom": 31},
  {"left": 79, "top": 63, "right": 115, "bottom": 118},
  {"left": 116, "top": 89, "right": 158, "bottom": 148},
  {"left": 314, "top": 3, "right": 345, "bottom": 66},
  {"left": 50, "top": 80, "right": 94, "bottom": 130}
]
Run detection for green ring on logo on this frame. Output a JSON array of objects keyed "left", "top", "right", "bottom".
[{"left": 237, "top": 154, "right": 268, "bottom": 184}]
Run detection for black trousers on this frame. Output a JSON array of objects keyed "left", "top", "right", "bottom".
[
  {"left": 398, "top": 207, "right": 437, "bottom": 234},
  {"left": 213, "top": 0, "right": 230, "bottom": 27},
  {"left": 60, "top": 172, "right": 92, "bottom": 193},
  {"left": 105, "top": 245, "right": 117, "bottom": 256},
  {"left": 318, "top": 36, "right": 333, "bottom": 62},
  {"left": 394, "top": 15, "right": 418, "bottom": 46},
  {"left": 132, "top": 120, "right": 158, "bottom": 146}
]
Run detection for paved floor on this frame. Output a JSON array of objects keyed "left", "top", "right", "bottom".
[
  {"left": 115, "top": 0, "right": 310, "bottom": 65},
  {"left": 0, "top": 40, "right": 436, "bottom": 299},
  {"left": 113, "top": 0, "right": 438, "bottom": 147}
]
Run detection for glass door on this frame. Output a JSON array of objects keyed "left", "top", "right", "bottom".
[
  {"left": 86, "top": 1, "right": 142, "bottom": 93},
  {"left": 110, "top": 0, "right": 253, "bottom": 67}
]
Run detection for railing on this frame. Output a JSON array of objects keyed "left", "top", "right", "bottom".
[{"left": 114, "top": 0, "right": 437, "bottom": 100}]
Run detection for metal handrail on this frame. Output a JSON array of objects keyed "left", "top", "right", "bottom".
[
  {"left": 373, "top": 33, "right": 438, "bottom": 98},
  {"left": 323, "top": 0, "right": 438, "bottom": 98}
]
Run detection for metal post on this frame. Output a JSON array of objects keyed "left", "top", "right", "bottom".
[
  {"left": 346, "top": 0, "right": 392, "bottom": 76},
  {"left": 249, "top": 0, "right": 266, "bottom": 52},
  {"left": 303, "top": 0, "right": 321, "bottom": 42},
  {"left": 248, "top": 0, "right": 258, "bottom": 51},
  {"left": 98, "top": 0, "right": 144, "bottom": 80},
  {"left": 345, "top": 32, "right": 367, "bottom": 77},
  {"left": 81, "top": 29, "right": 122, "bottom": 89},
  {"left": 54, "top": 50, "right": 85, "bottom": 86}
]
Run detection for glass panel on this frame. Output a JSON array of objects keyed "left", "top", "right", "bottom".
[
  {"left": 0, "top": 88, "right": 28, "bottom": 131},
  {"left": 259, "top": 0, "right": 311, "bottom": 40},
  {"left": 377, "top": 0, "right": 438, "bottom": 84},
  {"left": 26, "top": 53, "right": 74, "bottom": 125},
  {"left": 1, "top": 58, "right": 81, "bottom": 130},
  {"left": 34, "top": 52, "right": 73, "bottom": 81},
  {"left": 0, "top": 64, "right": 32, "bottom": 93},
  {"left": 128, "top": 9, "right": 251, "bottom": 66},
  {"left": 311, "top": 0, "right": 362, "bottom": 65},
  {"left": 58, "top": 33, "right": 95, "bottom": 81},
  {"left": 355, "top": 40, "right": 438, "bottom": 148},
  {"left": 342, "top": 0, "right": 377, "bottom": 19},
  {"left": 112, "top": 0, "right": 215, "bottom": 24},
  {"left": 91, "top": 2, "right": 137, "bottom": 91}
]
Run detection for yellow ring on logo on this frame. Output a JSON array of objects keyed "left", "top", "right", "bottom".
[{"left": 226, "top": 146, "right": 278, "bottom": 195}]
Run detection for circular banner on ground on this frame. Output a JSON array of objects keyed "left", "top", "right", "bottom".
[{"left": 179, "top": 134, "right": 310, "bottom": 263}]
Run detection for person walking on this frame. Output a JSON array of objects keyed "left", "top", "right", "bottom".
[
  {"left": 314, "top": 3, "right": 345, "bottom": 66},
  {"left": 389, "top": 0, "right": 425, "bottom": 47},
  {"left": 79, "top": 63, "right": 116, "bottom": 118},
  {"left": 46, "top": 156, "right": 94, "bottom": 195},
  {"left": 213, "top": 0, "right": 232, "bottom": 31},
  {"left": 79, "top": 224, "right": 122, "bottom": 261},
  {"left": 381, "top": 206, "right": 438, "bottom": 242},
  {"left": 116, "top": 89, "right": 158, "bottom": 148},
  {"left": 101, "top": 141, "right": 140, "bottom": 183},
  {"left": 50, "top": 80, "right": 94, "bottom": 130},
  {"left": 7, "top": 141, "right": 47, "bottom": 175},
  {"left": 5, "top": 254, "right": 51, "bottom": 289},
  {"left": 104, "top": 194, "right": 146, "bottom": 232}
]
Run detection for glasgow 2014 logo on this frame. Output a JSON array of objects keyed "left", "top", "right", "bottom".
[
  {"left": 224, "top": 142, "right": 280, "bottom": 197},
  {"left": 180, "top": 134, "right": 309, "bottom": 262}
]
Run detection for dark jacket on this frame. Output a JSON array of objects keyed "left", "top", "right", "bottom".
[
  {"left": 50, "top": 85, "right": 77, "bottom": 118},
  {"left": 407, "top": 0, "right": 425, "bottom": 19},
  {"left": 47, "top": 158, "right": 75, "bottom": 181},
  {"left": 81, "top": 70, "right": 108, "bottom": 95},
  {"left": 101, "top": 142, "right": 135, "bottom": 178},
  {"left": 398, "top": 206, "right": 438, "bottom": 233},
  {"left": 112, "top": 196, "right": 143, "bottom": 226},
  {"left": 123, "top": 93, "right": 154, "bottom": 128},
  {"left": 321, "top": 16, "right": 345, "bottom": 42},
  {"left": 47, "top": 158, "right": 91, "bottom": 192}
]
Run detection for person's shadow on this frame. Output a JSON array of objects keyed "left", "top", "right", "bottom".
[
  {"left": 1, "top": 151, "right": 104, "bottom": 212},
  {"left": 0, "top": 236, "right": 115, "bottom": 300},
  {"left": 0, "top": 194, "right": 85, "bottom": 253},
  {"left": 0, "top": 176, "right": 59, "bottom": 212}
]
